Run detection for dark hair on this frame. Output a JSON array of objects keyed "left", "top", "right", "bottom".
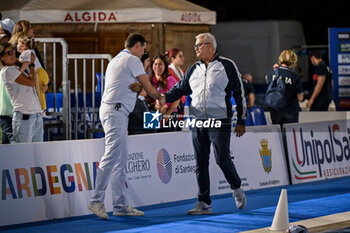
[
  {"left": 1, "top": 30, "right": 11, "bottom": 38},
  {"left": 0, "top": 42, "right": 12, "bottom": 66},
  {"left": 141, "top": 51, "right": 149, "bottom": 64},
  {"left": 310, "top": 50, "right": 323, "bottom": 59},
  {"left": 149, "top": 55, "right": 169, "bottom": 90},
  {"left": 124, "top": 32, "right": 146, "bottom": 49},
  {"left": 165, "top": 48, "right": 180, "bottom": 64},
  {"left": 0, "top": 42, "right": 22, "bottom": 67},
  {"left": 0, "top": 34, "right": 11, "bottom": 44}
]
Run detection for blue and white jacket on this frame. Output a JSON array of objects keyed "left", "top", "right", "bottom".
[{"left": 165, "top": 54, "right": 247, "bottom": 125}]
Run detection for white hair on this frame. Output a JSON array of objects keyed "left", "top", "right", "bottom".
[{"left": 195, "top": 33, "right": 217, "bottom": 50}]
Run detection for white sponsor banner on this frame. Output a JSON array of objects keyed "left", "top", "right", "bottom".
[
  {"left": 338, "top": 54, "right": 350, "bottom": 63},
  {"left": 284, "top": 120, "right": 350, "bottom": 184},
  {"left": 3, "top": 9, "right": 216, "bottom": 25},
  {"left": 338, "top": 65, "right": 350, "bottom": 75},
  {"left": 0, "top": 126, "right": 288, "bottom": 226},
  {"left": 338, "top": 76, "right": 350, "bottom": 86},
  {"left": 210, "top": 125, "right": 289, "bottom": 193}
]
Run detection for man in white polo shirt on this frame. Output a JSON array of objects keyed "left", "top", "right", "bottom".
[{"left": 88, "top": 33, "right": 165, "bottom": 219}]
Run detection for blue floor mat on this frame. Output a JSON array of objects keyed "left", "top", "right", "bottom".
[{"left": 1, "top": 177, "right": 350, "bottom": 233}]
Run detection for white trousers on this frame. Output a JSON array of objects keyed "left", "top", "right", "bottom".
[{"left": 90, "top": 102, "right": 129, "bottom": 211}]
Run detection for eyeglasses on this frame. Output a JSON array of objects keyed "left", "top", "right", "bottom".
[
  {"left": 193, "top": 42, "right": 211, "bottom": 50},
  {"left": 3, "top": 47, "right": 15, "bottom": 56}
]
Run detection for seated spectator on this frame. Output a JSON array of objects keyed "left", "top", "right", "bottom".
[
  {"left": 149, "top": 55, "right": 180, "bottom": 131},
  {"left": 0, "top": 42, "right": 43, "bottom": 143}
]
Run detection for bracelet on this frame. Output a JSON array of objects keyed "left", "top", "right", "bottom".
[{"left": 29, "top": 63, "right": 35, "bottom": 68}]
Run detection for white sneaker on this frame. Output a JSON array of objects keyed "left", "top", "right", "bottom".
[
  {"left": 88, "top": 202, "right": 109, "bottom": 219},
  {"left": 233, "top": 188, "right": 246, "bottom": 209},
  {"left": 113, "top": 206, "right": 144, "bottom": 216},
  {"left": 187, "top": 201, "right": 212, "bottom": 215}
]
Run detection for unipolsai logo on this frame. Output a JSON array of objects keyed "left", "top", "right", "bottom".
[
  {"left": 156, "top": 148, "right": 172, "bottom": 184},
  {"left": 143, "top": 111, "right": 161, "bottom": 129}
]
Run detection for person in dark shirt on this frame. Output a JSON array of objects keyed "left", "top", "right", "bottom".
[
  {"left": 306, "top": 50, "right": 333, "bottom": 111},
  {"left": 128, "top": 88, "right": 156, "bottom": 135},
  {"left": 242, "top": 73, "right": 255, "bottom": 109},
  {"left": 265, "top": 50, "right": 303, "bottom": 126}
]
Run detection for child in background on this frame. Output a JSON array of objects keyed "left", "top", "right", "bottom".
[{"left": 16, "top": 33, "right": 49, "bottom": 112}]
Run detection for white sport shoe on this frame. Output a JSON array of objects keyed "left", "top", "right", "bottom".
[
  {"left": 113, "top": 206, "right": 144, "bottom": 216},
  {"left": 88, "top": 202, "right": 109, "bottom": 219},
  {"left": 187, "top": 201, "right": 212, "bottom": 215},
  {"left": 233, "top": 188, "right": 246, "bottom": 209}
]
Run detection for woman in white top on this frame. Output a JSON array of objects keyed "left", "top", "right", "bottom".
[
  {"left": 165, "top": 48, "right": 186, "bottom": 111},
  {"left": 166, "top": 48, "right": 185, "bottom": 82},
  {"left": 0, "top": 42, "right": 43, "bottom": 143}
]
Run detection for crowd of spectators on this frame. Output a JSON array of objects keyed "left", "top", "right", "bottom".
[{"left": 0, "top": 18, "right": 49, "bottom": 144}]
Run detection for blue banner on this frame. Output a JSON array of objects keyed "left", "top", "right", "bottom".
[
  {"left": 329, "top": 28, "right": 350, "bottom": 110},
  {"left": 45, "top": 92, "right": 102, "bottom": 139}
]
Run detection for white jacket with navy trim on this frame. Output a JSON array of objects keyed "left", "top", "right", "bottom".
[{"left": 165, "top": 54, "right": 247, "bottom": 125}]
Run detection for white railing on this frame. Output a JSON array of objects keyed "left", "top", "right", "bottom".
[
  {"left": 67, "top": 54, "right": 112, "bottom": 139},
  {"left": 36, "top": 38, "right": 71, "bottom": 140}
]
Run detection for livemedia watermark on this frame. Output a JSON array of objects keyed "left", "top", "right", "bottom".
[{"left": 143, "top": 111, "right": 222, "bottom": 129}]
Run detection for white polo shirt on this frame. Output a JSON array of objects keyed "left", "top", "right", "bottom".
[
  {"left": 0, "top": 66, "right": 41, "bottom": 114},
  {"left": 102, "top": 49, "right": 145, "bottom": 112}
]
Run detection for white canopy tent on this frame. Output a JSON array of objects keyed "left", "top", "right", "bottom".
[
  {"left": 1, "top": 0, "right": 216, "bottom": 25},
  {"left": 1, "top": 0, "right": 215, "bottom": 95}
]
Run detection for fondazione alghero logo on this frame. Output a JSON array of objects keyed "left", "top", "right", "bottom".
[
  {"left": 143, "top": 111, "right": 222, "bottom": 129},
  {"left": 156, "top": 149, "right": 172, "bottom": 184},
  {"left": 259, "top": 139, "right": 272, "bottom": 173}
]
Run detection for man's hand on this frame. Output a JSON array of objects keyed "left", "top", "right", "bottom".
[
  {"left": 234, "top": 124, "right": 245, "bottom": 137},
  {"left": 129, "top": 82, "right": 142, "bottom": 93},
  {"left": 155, "top": 99, "right": 168, "bottom": 114}
]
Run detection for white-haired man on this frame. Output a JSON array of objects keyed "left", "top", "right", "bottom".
[{"left": 165, "top": 33, "right": 247, "bottom": 215}]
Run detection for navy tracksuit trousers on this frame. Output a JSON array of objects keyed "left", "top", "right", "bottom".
[{"left": 191, "top": 119, "right": 242, "bottom": 205}]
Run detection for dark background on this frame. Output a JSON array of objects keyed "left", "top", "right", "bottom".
[{"left": 188, "top": 0, "right": 349, "bottom": 46}]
